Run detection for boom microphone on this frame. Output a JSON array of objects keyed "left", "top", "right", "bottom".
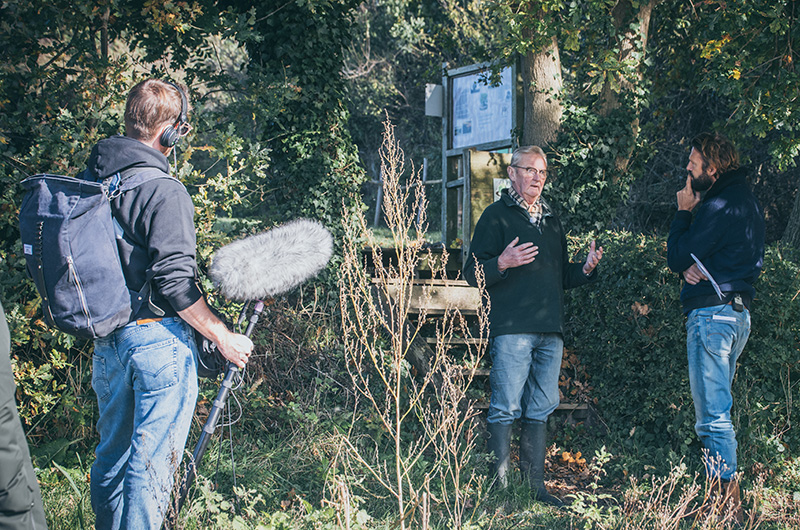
[
  {"left": 209, "top": 218, "right": 334, "bottom": 301},
  {"left": 165, "top": 219, "right": 334, "bottom": 528}
]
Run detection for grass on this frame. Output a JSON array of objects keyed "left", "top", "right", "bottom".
[
  {"left": 36, "top": 437, "right": 800, "bottom": 529},
  {"left": 30, "top": 293, "right": 800, "bottom": 530}
]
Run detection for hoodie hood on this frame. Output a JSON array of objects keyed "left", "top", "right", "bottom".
[
  {"left": 703, "top": 165, "right": 749, "bottom": 201},
  {"left": 86, "top": 135, "right": 170, "bottom": 180}
]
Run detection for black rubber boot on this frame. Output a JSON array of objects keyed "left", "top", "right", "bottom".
[
  {"left": 519, "top": 420, "right": 564, "bottom": 507},
  {"left": 486, "top": 422, "right": 512, "bottom": 489}
]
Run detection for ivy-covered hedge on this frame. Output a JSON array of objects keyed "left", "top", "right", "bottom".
[{"left": 564, "top": 231, "right": 800, "bottom": 467}]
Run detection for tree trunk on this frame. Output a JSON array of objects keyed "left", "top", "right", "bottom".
[
  {"left": 521, "top": 34, "right": 563, "bottom": 149},
  {"left": 596, "top": 0, "right": 660, "bottom": 175},
  {"left": 101, "top": 5, "right": 109, "bottom": 61},
  {"left": 597, "top": 0, "right": 658, "bottom": 116},
  {"left": 782, "top": 182, "right": 800, "bottom": 249}
]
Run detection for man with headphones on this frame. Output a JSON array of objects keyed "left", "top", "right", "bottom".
[{"left": 83, "top": 79, "right": 254, "bottom": 529}]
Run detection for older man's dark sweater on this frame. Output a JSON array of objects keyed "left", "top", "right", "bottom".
[{"left": 463, "top": 190, "right": 596, "bottom": 337}]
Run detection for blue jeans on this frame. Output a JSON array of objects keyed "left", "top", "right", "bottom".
[
  {"left": 91, "top": 317, "right": 199, "bottom": 530},
  {"left": 487, "top": 333, "right": 563, "bottom": 425},
  {"left": 686, "top": 304, "right": 750, "bottom": 481}
]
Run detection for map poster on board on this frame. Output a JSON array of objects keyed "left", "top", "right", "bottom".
[{"left": 451, "top": 67, "right": 512, "bottom": 149}]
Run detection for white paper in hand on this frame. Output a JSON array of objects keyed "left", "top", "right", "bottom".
[{"left": 690, "top": 253, "right": 723, "bottom": 300}]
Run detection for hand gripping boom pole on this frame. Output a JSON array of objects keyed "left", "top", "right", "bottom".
[{"left": 164, "top": 301, "right": 265, "bottom": 529}]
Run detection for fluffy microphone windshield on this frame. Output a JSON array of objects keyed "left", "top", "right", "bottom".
[{"left": 209, "top": 218, "right": 334, "bottom": 301}]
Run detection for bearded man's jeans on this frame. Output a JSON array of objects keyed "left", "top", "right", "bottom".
[
  {"left": 487, "top": 333, "right": 563, "bottom": 425},
  {"left": 90, "top": 317, "right": 199, "bottom": 530},
  {"left": 686, "top": 304, "right": 750, "bottom": 481}
]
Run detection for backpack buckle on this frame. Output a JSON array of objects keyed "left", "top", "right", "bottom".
[{"left": 104, "top": 172, "right": 123, "bottom": 199}]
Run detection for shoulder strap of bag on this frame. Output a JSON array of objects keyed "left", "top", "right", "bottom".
[
  {"left": 110, "top": 167, "right": 172, "bottom": 196},
  {"left": 104, "top": 167, "right": 175, "bottom": 318}
]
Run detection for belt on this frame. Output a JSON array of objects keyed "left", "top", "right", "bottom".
[
  {"left": 136, "top": 318, "right": 163, "bottom": 325},
  {"left": 688, "top": 292, "right": 751, "bottom": 311},
  {"left": 692, "top": 291, "right": 753, "bottom": 309},
  {"left": 726, "top": 292, "right": 751, "bottom": 310}
]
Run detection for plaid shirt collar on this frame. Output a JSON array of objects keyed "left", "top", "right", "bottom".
[{"left": 507, "top": 185, "right": 551, "bottom": 226}]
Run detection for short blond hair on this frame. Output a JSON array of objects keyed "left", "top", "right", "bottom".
[{"left": 124, "top": 79, "right": 187, "bottom": 141}]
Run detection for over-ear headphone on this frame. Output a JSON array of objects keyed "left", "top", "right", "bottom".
[{"left": 159, "top": 81, "right": 188, "bottom": 148}]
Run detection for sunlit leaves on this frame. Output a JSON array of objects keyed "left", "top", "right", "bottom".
[
  {"left": 140, "top": 0, "right": 205, "bottom": 34},
  {"left": 680, "top": 0, "right": 800, "bottom": 169}
]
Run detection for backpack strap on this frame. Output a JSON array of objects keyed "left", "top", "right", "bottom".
[
  {"left": 105, "top": 167, "right": 175, "bottom": 318},
  {"left": 110, "top": 167, "right": 173, "bottom": 197}
]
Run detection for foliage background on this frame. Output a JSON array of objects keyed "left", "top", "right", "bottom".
[
  {"left": 1, "top": 0, "right": 800, "bottom": 527},
  {"left": 563, "top": 233, "right": 800, "bottom": 479}
]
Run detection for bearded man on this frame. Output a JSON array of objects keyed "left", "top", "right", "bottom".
[{"left": 667, "top": 132, "right": 765, "bottom": 523}]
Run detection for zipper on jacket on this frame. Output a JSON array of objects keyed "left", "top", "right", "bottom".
[{"left": 67, "top": 255, "right": 93, "bottom": 332}]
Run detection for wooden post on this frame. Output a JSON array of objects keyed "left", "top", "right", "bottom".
[
  {"left": 416, "top": 158, "right": 428, "bottom": 229},
  {"left": 374, "top": 167, "right": 383, "bottom": 227}
]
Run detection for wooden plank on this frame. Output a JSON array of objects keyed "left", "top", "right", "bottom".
[
  {"left": 470, "top": 402, "right": 588, "bottom": 411},
  {"left": 376, "top": 278, "right": 480, "bottom": 314},
  {"left": 425, "top": 337, "right": 487, "bottom": 345},
  {"left": 445, "top": 178, "right": 465, "bottom": 189},
  {"left": 556, "top": 403, "right": 589, "bottom": 411},
  {"left": 458, "top": 367, "right": 491, "bottom": 377},
  {"left": 377, "top": 278, "right": 471, "bottom": 286}
]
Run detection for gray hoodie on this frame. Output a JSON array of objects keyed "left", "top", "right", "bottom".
[{"left": 86, "top": 135, "right": 202, "bottom": 320}]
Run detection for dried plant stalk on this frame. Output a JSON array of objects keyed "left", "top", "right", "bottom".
[{"left": 335, "top": 119, "right": 489, "bottom": 530}]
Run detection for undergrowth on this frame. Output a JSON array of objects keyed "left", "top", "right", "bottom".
[{"left": 26, "top": 124, "right": 800, "bottom": 529}]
